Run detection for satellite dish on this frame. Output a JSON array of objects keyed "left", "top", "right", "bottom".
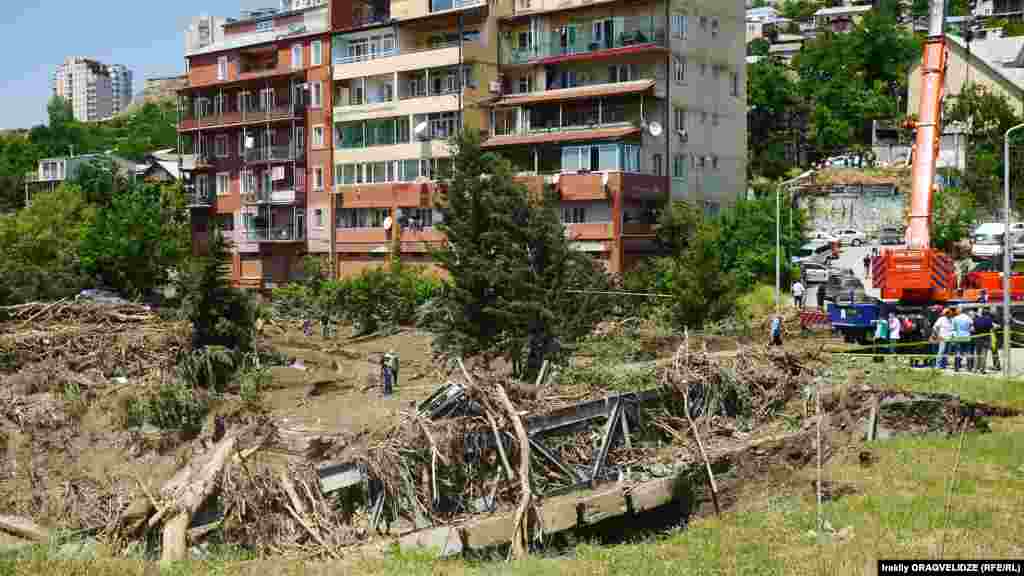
[
  {"left": 245, "top": 136, "right": 255, "bottom": 149},
  {"left": 648, "top": 121, "right": 663, "bottom": 137},
  {"left": 383, "top": 216, "right": 393, "bottom": 231},
  {"left": 414, "top": 122, "right": 428, "bottom": 136}
]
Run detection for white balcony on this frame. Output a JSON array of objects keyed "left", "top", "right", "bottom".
[{"left": 334, "top": 44, "right": 461, "bottom": 81}]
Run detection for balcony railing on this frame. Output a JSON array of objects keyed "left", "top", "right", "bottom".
[
  {"left": 334, "top": 40, "right": 461, "bottom": 66},
  {"left": 244, "top": 226, "right": 306, "bottom": 242},
  {"left": 181, "top": 102, "right": 306, "bottom": 129},
  {"left": 505, "top": 22, "right": 666, "bottom": 65},
  {"left": 242, "top": 188, "right": 300, "bottom": 204},
  {"left": 430, "top": 0, "right": 485, "bottom": 13},
  {"left": 187, "top": 190, "right": 213, "bottom": 207},
  {"left": 244, "top": 145, "right": 303, "bottom": 164}
]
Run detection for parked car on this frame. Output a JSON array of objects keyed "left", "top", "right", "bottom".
[
  {"left": 971, "top": 222, "right": 1007, "bottom": 261},
  {"left": 1013, "top": 233, "right": 1024, "bottom": 260},
  {"left": 792, "top": 241, "right": 834, "bottom": 265},
  {"left": 808, "top": 229, "right": 839, "bottom": 243},
  {"left": 834, "top": 228, "right": 867, "bottom": 246},
  {"left": 801, "top": 261, "right": 829, "bottom": 284},
  {"left": 822, "top": 269, "right": 860, "bottom": 302},
  {"left": 878, "top": 226, "right": 904, "bottom": 246}
]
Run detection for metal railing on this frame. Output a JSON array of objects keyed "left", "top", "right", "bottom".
[
  {"left": 430, "top": 0, "right": 485, "bottom": 12},
  {"left": 333, "top": 40, "right": 462, "bottom": 65},
  {"left": 181, "top": 102, "right": 305, "bottom": 125},
  {"left": 242, "top": 187, "right": 299, "bottom": 204},
  {"left": 187, "top": 190, "right": 213, "bottom": 206},
  {"left": 244, "top": 226, "right": 305, "bottom": 242},
  {"left": 504, "top": 21, "right": 665, "bottom": 65},
  {"left": 244, "top": 145, "right": 302, "bottom": 163}
]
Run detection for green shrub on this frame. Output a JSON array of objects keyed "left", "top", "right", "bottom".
[{"left": 125, "top": 379, "right": 208, "bottom": 434}]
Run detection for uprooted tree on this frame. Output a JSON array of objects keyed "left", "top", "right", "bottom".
[{"left": 428, "top": 130, "right": 611, "bottom": 382}]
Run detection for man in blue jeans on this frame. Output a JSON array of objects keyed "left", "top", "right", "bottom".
[{"left": 951, "top": 307, "right": 974, "bottom": 372}]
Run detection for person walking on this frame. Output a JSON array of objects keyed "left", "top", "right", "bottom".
[
  {"left": 381, "top": 350, "right": 398, "bottom": 396},
  {"left": 990, "top": 308, "right": 1003, "bottom": 372},
  {"left": 932, "top": 309, "right": 954, "bottom": 369},
  {"left": 874, "top": 313, "right": 890, "bottom": 361},
  {"left": 816, "top": 283, "right": 826, "bottom": 310},
  {"left": 863, "top": 253, "right": 871, "bottom": 277},
  {"left": 888, "top": 312, "right": 901, "bottom": 355},
  {"left": 792, "top": 280, "right": 805, "bottom": 309},
  {"left": 951, "top": 307, "right": 973, "bottom": 372},
  {"left": 973, "top": 308, "right": 994, "bottom": 373},
  {"left": 770, "top": 316, "right": 783, "bottom": 346}
]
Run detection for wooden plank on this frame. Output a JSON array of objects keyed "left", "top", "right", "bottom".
[
  {"left": 398, "top": 525, "right": 463, "bottom": 557},
  {"left": 628, "top": 477, "right": 677, "bottom": 515},
  {"left": 538, "top": 496, "right": 579, "bottom": 534},
  {"left": 463, "top": 514, "right": 517, "bottom": 550},
  {"left": 578, "top": 486, "right": 627, "bottom": 525},
  {"left": 0, "top": 515, "right": 49, "bottom": 542}
]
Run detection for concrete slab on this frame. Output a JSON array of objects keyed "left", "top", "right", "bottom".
[
  {"left": 398, "top": 525, "right": 463, "bottom": 557},
  {"left": 578, "top": 486, "right": 627, "bottom": 525},
  {"left": 628, "top": 477, "right": 677, "bottom": 514}
]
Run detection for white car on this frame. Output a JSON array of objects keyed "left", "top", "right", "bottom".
[
  {"left": 833, "top": 228, "right": 866, "bottom": 246},
  {"left": 808, "top": 229, "right": 839, "bottom": 243},
  {"left": 800, "top": 261, "right": 829, "bottom": 283}
]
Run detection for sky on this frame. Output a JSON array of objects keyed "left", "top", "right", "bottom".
[{"left": 0, "top": 0, "right": 275, "bottom": 129}]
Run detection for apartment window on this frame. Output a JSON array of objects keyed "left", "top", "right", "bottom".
[
  {"left": 700, "top": 16, "right": 708, "bottom": 31},
  {"left": 256, "top": 19, "right": 273, "bottom": 32},
  {"left": 562, "top": 206, "right": 586, "bottom": 224},
  {"left": 652, "top": 154, "right": 662, "bottom": 176},
  {"left": 671, "top": 14, "right": 688, "bottom": 38},
  {"left": 673, "top": 154, "right": 685, "bottom": 178},
  {"left": 701, "top": 111, "right": 707, "bottom": 124},
  {"left": 712, "top": 18, "right": 719, "bottom": 38},
  {"left": 674, "top": 107, "right": 685, "bottom": 131},
  {"left": 608, "top": 64, "right": 637, "bottom": 83},
  {"left": 517, "top": 31, "right": 531, "bottom": 51},
  {"left": 195, "top": 174, "right": 210, "bottom": 198},
  {"left": 674, "top": 57, "right": 686, "bottom": 83},
  {"left": 712, "top": 155, "right": 719, "bottom": 170},
  {"left": 313, "top": 125, "right": 325, "bottom": 147},
  {"left": 313, "top": 166, "right": 324, "bottom": 190},
  {"left": 337, "top": 208, "right": 390, "bottom": 229},
  {"left": 185, "top": 59, "right": 191, "bottom": 74},
  {"left": 731, "top": 72, "right": 739, "bottom": 96},
  {"left": 217, "top": 56, "right": 227, "bottom": 80},
  {"left": 314, "top": 208, "right": 324, "bottom": 228},
  {"left": 402, "top": 208, "right": 434, "bottom": 229},
  {"left": 292, "top": 43, "right": 303, "bottom": 69},
  {"left": 215, "top": 214, "right": 234, "bottom": 231},
  {"left": 311, "top": 40, "right": 322, "bottom": 66},
  {"left": 712, "top": 113, "right": 720, "bottom": 126},
  {"left": 310, "top": 81, "right": 322, "bottom": 108},
  {"left": 700, "top": 62, "right": 706, "bottom": 76},
  {"left": 517, "top": 75, "right": 532, "bottom": 94},
  {"left": 712, "top": 65, "right": 720, "bottom": 79},
  {"left": 215, "top": 135, "right": 228, "bottom": 158},
  {"left": 216, "top": 172, "right": 230, "bottom": 196},
  {"left": 295, "top": 126, "right": 304, "bottom": 153}
]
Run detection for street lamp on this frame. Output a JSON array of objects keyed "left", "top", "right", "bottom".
[
  {"left": 1002, "top": 122, "right": 1024, "bottom": 379},
  {"left": 777, "top": 171, "right": 813, "bottom": 312}
]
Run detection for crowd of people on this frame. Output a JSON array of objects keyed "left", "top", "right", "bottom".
[{"left": 873, "top": 307, "right": 1004, "bottom": 373}]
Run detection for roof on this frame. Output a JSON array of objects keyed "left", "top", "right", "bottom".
[
  {"left": 482, "top": 126, "right": 642, "bottom": 148},
  {"left": 946, "top": 34, "right": 1024, "bottom": 93},
  {"left": 814, "top": 5, "right": 872, "bottom": 17},
  {"left": 187, "top": 7, "right": 328, "bottom": 57},
  {"left": 492, "top": 80, "right": 656, "bottom": 107}
]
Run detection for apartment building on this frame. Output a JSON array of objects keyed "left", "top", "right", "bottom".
[
  {"left": 178, "top": 0, "right": 332, "bottom": 289},
  {"left": 110, "top": 64, "right": 134, "bottom": 116},
  {"left": 485, "top": 0, "right": 746, "bottom": 271},
  {"left": 180, "top": 0, "right": 745, "bottom": 285},
  {"left": 53, "top": 57, "right": 118, "bottom": 122}
]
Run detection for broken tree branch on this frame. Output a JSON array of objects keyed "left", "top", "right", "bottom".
[
  {"left": 677, "top": 331, "right": 721, "bottom": 517},
  {"left": 0, "top": 515, "right": 50, "bottom": 542},
  {"left": 495, "top": 382, "right": 533, "bottom": 561},
  {"left": 160, "top": 435, "right": 236, "bottom": 565}
]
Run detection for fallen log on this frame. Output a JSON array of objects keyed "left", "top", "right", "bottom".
[
  {"left": 495, "top": 382, "right": 533, "bottom": 561},
  {"left": 0, "top": 515, "right": 50, "bottom": 542},
  {"left": 160, "top": 436, "right": 236, "bottom": 565}
]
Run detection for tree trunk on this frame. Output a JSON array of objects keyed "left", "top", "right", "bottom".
[
  {"left": 160, "top": 436, "right": 236, "bottom": 565},
  {"left": 495, "top": 383, "right": 532, "bottom": 560},
  {"left": 0, "top": 515, "right": 49, "bottom": 542}
]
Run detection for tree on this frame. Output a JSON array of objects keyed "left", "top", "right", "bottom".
[
  {"left": 178, "top": 231, "right": 257, "bottom": 352},
  {"left": 747, "top": 38, "right": 770, "bottom": 57},
  {"left": 652, "top": 218, "right": 738, "bottom": 328},
  {"left": 0, "top": 134, "right": 41, "bottom": 212},
  {"left": 748, "top": 58, "right": 806, "bottom": 179},
  {"left": 931, "top": 185, "right": 976, "bottom": 253},
  {"left": 713, "top": 195, "right": 806, "bottom": 291},
  {"left": 945, "top": 83, "right": 1024, "bottom": 209},
  {"left": 780, "top": 0, "right": 822, "bottom": 21},
  {"left": 430, "top": 131, "right": 609, "bottom": 379},
  {"left": 79, "top": 182, "right": 189, "bottom": 298}
]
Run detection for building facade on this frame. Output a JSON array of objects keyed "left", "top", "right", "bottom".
[
  {"left": 110, "top": 64, "right": 134, "bottom": 116},
  {"left": 178, "top": 0, "right": 332, "bottom": 289},
  {"left": 179, "top": 0, "right": 745, "bottom": 286},
  {"left": 53, "top": 57, "right": 132, "bottom": 121}
]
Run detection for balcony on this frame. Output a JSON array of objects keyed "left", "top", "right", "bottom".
[
  {"left": 179, "top": 102, "right": 305, "bottom": 131},
  {"left": 244, "top": 145, "right": 304, "bottom": 164},
  {"left": 503, "top": 19, "right": 666, "bottom": 66},
  {"left": 333, "top": 41, "right": 465, "bottom": 80},
  {"left": 242, "top": 185, "right": 304, "bottom": 205},
  {"left": 244, "top": 225, "right": 306, "bottom": 242},
  {"left": 187, "top": 189, "right": 213, "bottom": 207}
]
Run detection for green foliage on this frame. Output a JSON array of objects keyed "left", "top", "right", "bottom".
[
  {"left": 78, "top": 182, "right": 188, "bottom": 298},
  {"left": 931, "top": 186, "right": 977, "bottom": 252},
  {"left": 177, "top": 346, "right": 238, "bottom": 392},
  {"left": 779, "top": 0, "right": 822, "bottom": 21},
  {"left": 747, "top": 38, "right": 770, "bottom": 57},
  {"left": 0, "top": 184, "right": 95, "bottom": 305},
  {"left": 945, "top": 83, "right": 1024, "bottom": 210},
  {"left": 560, "top": 361, "right": 658, "bottom": 393},
  {"left": 713, "top": 196, "right": 804, "bottom": 291},
  {"left": 748, "top": 58, "right": 805, "bottom": 180},
  {"left": 429, "top": 131, "right": 612, "bottom": 379},
  {"left": 178, "top": 231, "right": 258, "bottom": 352},
  {"left": 125, "top": 379, "right": 208, "bottom": 434},
  {"left": 794, "top": 11, "right": 919, "bottom": 159}
]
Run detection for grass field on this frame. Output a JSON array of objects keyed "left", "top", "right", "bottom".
[{"left": 4, "top": 375, "right": 1022, "bottom": 576}]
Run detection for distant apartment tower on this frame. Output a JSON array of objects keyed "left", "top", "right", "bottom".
[
  {"left": 110, "top": 64, "right": 134, "bottom": 115},
  {"left": 52, "top": 57, "right": 130, "bottom": 121}
]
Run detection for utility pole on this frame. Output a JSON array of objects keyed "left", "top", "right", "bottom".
[{"left": 1002, "top": 122, "right": 1024, "bottom": 379}]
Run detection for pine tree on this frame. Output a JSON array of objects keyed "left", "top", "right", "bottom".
[
  {"left": 179, "top": 230, "right": 257, "bottom": 352},
  {"left": 431, "top": 131, "right": 611, "bottom": 379}
]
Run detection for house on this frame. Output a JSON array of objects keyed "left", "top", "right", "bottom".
[
  {"left": 813, "top": 5, "right": 872, "bottom": 34},
  {"left": 136, "top": 148, "right": 197, "bottom": 182},
  {"left": 909, "top": 34, "right": 1024, "bottom": 117},
  {"left": 24, "top": 153, "right": 136, "bottom": 204}
]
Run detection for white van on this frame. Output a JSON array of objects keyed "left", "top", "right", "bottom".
[{"left": 971, "top": 223, "right": 1007, "bottom": 260}]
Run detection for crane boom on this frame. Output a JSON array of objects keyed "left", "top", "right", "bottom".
[{"left": 907, "top": 0, "right": 947, "bottom": 249}]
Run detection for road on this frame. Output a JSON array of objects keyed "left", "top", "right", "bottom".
[{"left": 809, "top": 242, "right": 1024, "bottom": 377}]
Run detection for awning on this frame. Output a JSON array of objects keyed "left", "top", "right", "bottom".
[
  {"left": 481, "top": 126, "right": 641, "bottom": 148},
  {"left": 492, "top": 79, "right": 656, "bottom": 107}
]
